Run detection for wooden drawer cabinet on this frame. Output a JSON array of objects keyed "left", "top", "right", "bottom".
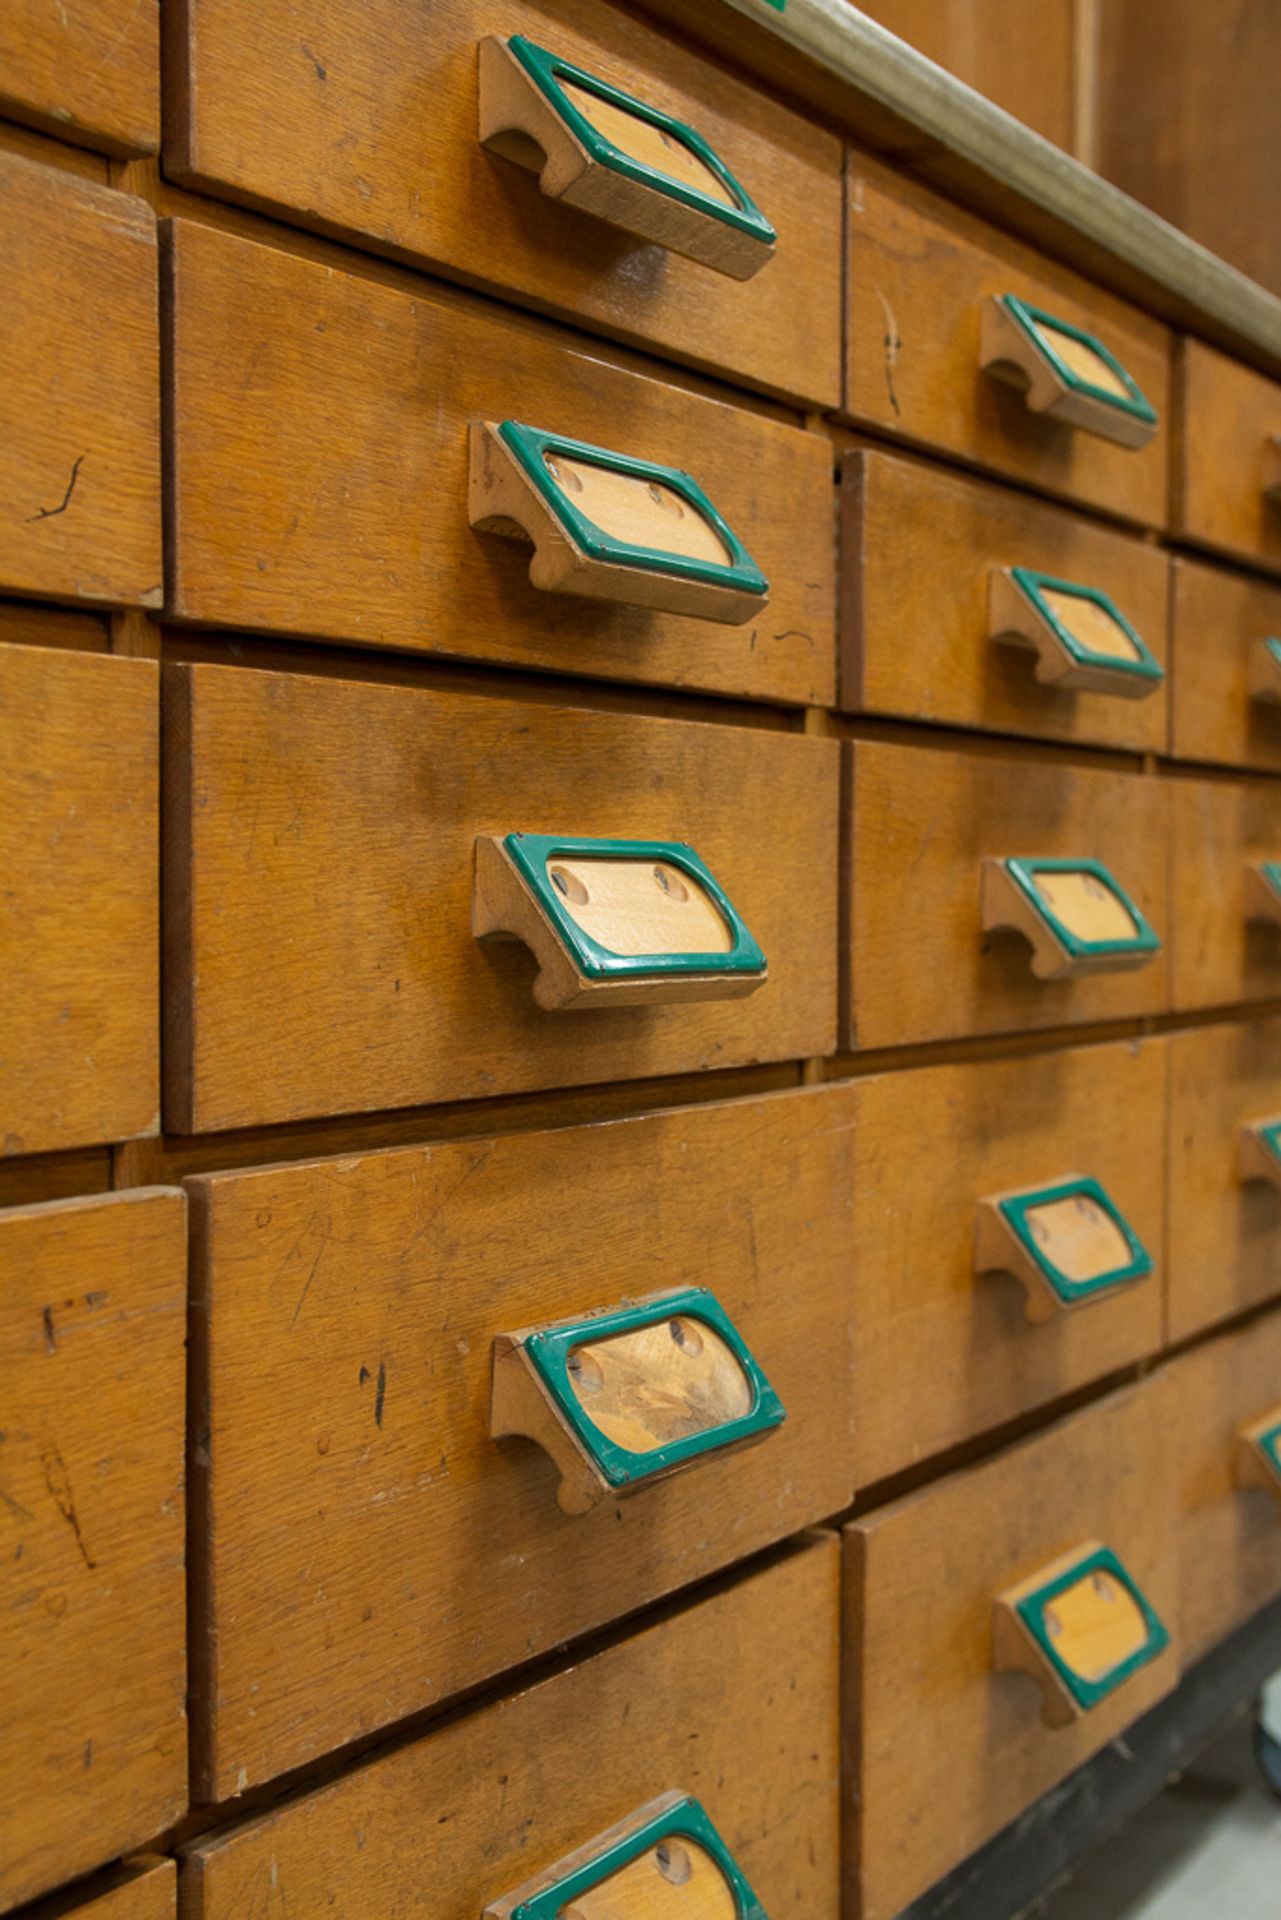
[
  {"left": 0, "top": 1, "right": 159, "bottom": 155},
  {"left": 182, "top": 1537, "right": 839, "bottom": 1911},
  {"left": 1175, "top": 340, "right": 1281, "bottom": 576},
  {"left": 1166, "top": 1309, "right": 1281, "bottom": 1665},
  {"left": 1170, "top": 558, "right": 1281, "bottom": 772},
  {"left": 0, "top": 1189, "right": 186, "bottom": 1913},
  {"left": 844, "top": 154, "right": 1171, "bottom": 528},
  {"left": 840, "top": 448, "right": 1170, "bottom": 751},
  {"left": 844, "top": 742, "right": 1168, "bottom": 1051},
  {"left": 165, "top": 220, "right": 835, "bottom": 706},
  {"left": 1168, "top": 773, "right": 1281, "bottom": 1011},
  {"left": 844, "top": 1382, "right": 1176, "bottom": 1920},
  {"left": 1, "top": 153, "right": 160, "bottom": 609},
  {"left": 848, "top": 1038, "right": 1165, "bottom": 1489},
  {"left": 48, "top": 1862, "right": 176, "bottom": 1920},
  {"left": 164, "top": 0, "right": 842, "bottom": 406},
  {"left": 1, "top": 639, "right": 159, "bottom": 1157}
]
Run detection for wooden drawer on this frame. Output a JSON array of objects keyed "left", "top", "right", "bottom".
[
  {"left": 844, "top": 742, "right": 1168, "bottom": 1051},
  {"left": 0, "top": 1, "right": 158, "bottom": 155},
  {"left": 848, "top": 1038, "right": 1165, "bottom": 1489},
  {"left": 165, "top": 662, "right": 838, "bottom": 1133},
  {"left": 1, "top": 153, "right": 160, "bottom": 609},
  {"left": 1, "top": 639, "right": 159, "bottom": 1157},
  {"left": 45, "top": 1862, "right": 176, "bottom": 1920},
  {"left": 165, "top": 220, "right": 835, "bottom": 706},
  {"left": 183, "top": 1536, "right": 839, "bottom": 1909},
  {"left": 0, "top": 1189, "right": 186, "bottom": 1913},
  {"left": 1170, "top": 558, "right": 1281, "bottom": 772},
  {"left": 1167, "top": 1018, "right": 1281, "bottom": 1343},
  {"left": 187, "top": 1087, "right": 854, "bottom": 1794},
  {"left": 164, "top": 0, "right": 842, "bottom": 407},
  {"left": 844, "top": 154, "right": 1171, "bottom": 528},
  {"left": 844, "top": 1381, "right": 1177, "bottom": 1920},
  {"left": 1175, "top": 340, "right": 1281, "bottom": 576},
  {"left": 840, "top": 448, "right": 1170, "bottom": 750},
  {"left": 1166, "top": 1309, "right": 1281, "bottom": 1665},
  {"left": 1168, "top": 773, "right": 1281, "bottom": 1011}
]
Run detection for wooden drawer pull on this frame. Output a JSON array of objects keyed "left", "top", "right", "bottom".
[
  {"left": 1249, "top": 636, "right": 1281, "bottom": 705},
  {"left": 1239, "top": 1116, "right": 1281, "bottom": 1188},
  {"left": 484, "top": 1790, "right": 767, "bottom": 1916},
  {"left": 1238, "top": 1407, "right": 1281, "bottom": 1511},
  {"left": 474, "top": 832, "right": 768, "bottom": 1010},
  {"left": 1245, "top": 860, "right": 1281, "bottom": 926},
  {"left": 469, "top": 419, "right": 768, "bottom": 624},
  {"left": 981, "top": 855, "right": 1160, "bottom": 981},
  {"left": 988, "top": 566, "right": 1163, "bottom": 699},
  {"left": 477, "top": 35, "right": 776, "bottom": 281},
  {"left": 979, "top": 294, "right": 1158, "bottom": 450},
  {"left": 975, "top": 1176, "right": 1153, "bottom": 1323},
  {"left": 993, "top": 1540, "right": 1169, "bottom": 1727}
]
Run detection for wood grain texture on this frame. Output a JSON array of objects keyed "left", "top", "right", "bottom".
[
  {"left": 1, "top": 642, "right": 159, "bottom": 1156},
  {"left": 0, "top": 0, "right": 159, "bottom": 156},
  {"left": 844, "top": 741, "right": 1168, "bottom": 1050},
  {"left": 1169, "top": 558, "right": 1281, "bottom": 772},
  {"left": 843, "top": 1380, "right": 1177, "bottom": 1920},
  {"left": 847, "top": 1037, "right": 1164, "bottom": 1488},
  {"left": 855, "top": 0, "right": 1075, "bottom": 149},
  {"left": 24, "top": 1860, "right": 178, "bottom": 1920},
  {"left": 0, "top": 152, "right": 161, "bottom": 607},
  {"left": 1167, "top": 773, "right": 1281, "bottom": 1011},
  {"left": 840, "top": 448, "right": 1169, "bottom": 748},
  {"left": 183, "top": 1536, "right": 840, "bottom": 1914},
  {"left": 165, "top": 220, "right": 834, "bottom": 706},
  {"left": 186, "top": 1088, "right": 854, "bottom": 1794},
  {"left": 1166, "top": 1018, "right": 1281, "bottom": 1342},
  {"left": 163, "top": 0, "right": 843, "bottom": 406},
  {"left": 0, "top": 1189, "right": 186, "bottom": 1913},
  {"left": 1174, "top": 339, "right": 1281, "bottom": 576},
  {"left": 0, "top": 601, "right": 109, "bottom": 653},
  {"left": 843, "top": 152, "right": 1171, "bottom": 527}
]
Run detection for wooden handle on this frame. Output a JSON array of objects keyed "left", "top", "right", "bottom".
[
  {"left": 993, "top": 1540, "right": 1169, "bottom": 1727},
  {"left": 483, "top": 1791, "right": 765, "bottom": 1917},
  {"left": 979, "top": 294, "right": 1158, "bottom": 450},
  {"left": 1237, "top": 1408, "right": 1281, "bottom": 1512},
  {"left": 1248, "top": 636, "right": 1281, "bottom": 705},
  {"left": 1239, "top": 1116, "right": 1281, "bottom": 1189},
  {"left": 980, "top": 856, "right": 1161, "bottom": 981},
  {"left": 490, "top": 1286, "right": 784, "bottom": 1514},
  {"left": 1245, "top": 861, "right": 1281, "bottom": 926},
  {"left": 477, "top": 34, "right": 775, "bottom": 281},
  {"left": 987, "top": 567, "right": 1162, "bottom": 700},
  {"left": 975, "top": 1177, "right": 1152, "bottom": 1323}
]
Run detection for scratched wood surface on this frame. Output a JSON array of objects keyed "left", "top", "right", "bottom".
[
  {"left": 0, "top": 151, "right": 161, "bottom": 607},
  {"left": 0, "top": 0, "right": 159, "bottom": 155},
  {"left": 843, "top": 152, "right": 1171, "bottom": 528},
  {"left": 843, "top": 1380, "right": 1177, "bottom": 1920},
  {"left": 1169, "top": 558, "right": 1281, "bottom": 773},
  {"left": 1174, "top": 339, "right": 1281, "bottom": 577},
  {"left": 164, "top": 221, "right": 834, "bottom": 705},
  {"left": 1167, "top": 772, "right": 1281, "bottom": 1011},
  {"left": 163, "top": 0, "right": 842, "bottom": 406},
  {"left": 183, "top": 1536, "right": 839, "bottom": 1913},
  {"left": 1, "top": 641, "right": 159, "bottom": 1157},
  {"left": 0, "top": 1189, "right": 186, "bottom": 1913}
]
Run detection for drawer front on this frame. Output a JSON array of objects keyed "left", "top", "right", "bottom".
[
  {"left": 1168, "top": 774, "right": 1281, "bottom": 1011},
  {"left": 845, "top": 742, "right": 1168, "bottom": 1051},
  {"left": 1167, "top": 1018, "right": 1281, "bottom": 1342},
  {"left": 165, "top": 662, "right": 839, "bottom": 1132},
  {"left": 844, "top": 1382, "right": 1176, "bottom": 1920},
  {"left": 1167, "top": 1310, "right": 1281, "bottom": 1664},
  {"left": 841, "top": 448, "right": 1170, "bottom": 750},
  {"left": 844, "top": 155, "right": 1170, "bottom": 527},
  {"left": 56, "top": 1862, "right": 176, "bottom": 1920},
  {"left": 0, "top": 153, "right": 160, "bottom": 608},
  {"left": 1170, "top": 558, "right": 1281, "bottom": 772},
  {"left": 183, "top": 1537, "right": 839, "bottom": 1913},
  {"left": 166, "top": 221, "right": 835, "bottom": 706},
  {"left": 0, "top": 1189, "right": 186, "bottom": 1912},
  {"left": 849, "top": 1038, "right": 1165, "bottom": 1489},
  {"left": 1176, "top": 340, "right": 1281, "bottom": 575},
  {"left": 165, "top": 0, "right": 842, "bottom": 406},
  {"left": 1, "top": 640, "right": 159, "bottom": 1156},
  {"left": 0, "top": 1, "right": 158, "bottom": 154},
  {"left": 187, "top": 1088, "right": 856, "bottom": 1795}
]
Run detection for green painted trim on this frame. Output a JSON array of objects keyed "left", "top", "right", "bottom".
[
  {"left": 1265, "top": 637, "right": 1281, "bottom": 673},
  {"left": 1015, "top": 1543, "right": 1169, "bottom": 1711},
  {"left": 524, "top": 1286, "right": 785, "bottom": 1490},
  {"left": 1257, "top": 861, "right": 1281, "bottom": 901},
  {"left": 509, "top": 1794, "right": 766, "bottom": 1918},
  {"left": 1009, "top": 567, "right": 1164, "bottom": 685},
  {"left": 997, "top": 1176, "right": 1152, "bottom": 1305},
  {"left": 1001, "top": 855, "right": 1161, "bottom": 961},
  {"left": 504, "top": 833, "right": 767, "bottom": 983},
  {"left": 1256, "top": 1119, "right": 1281, "bottom": 1164},
  {"left": 1257, "top": 1419, "right": 1281, "bottom": 1480},
  {"left": 999, "top": 293, "right": 1158, "bottom": 427},
  {"left": 497, "top": 421, "right": 768, "bottom": 597},
  {"left": 506, "top": 34, "right": 776, "bottom": 247}
]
